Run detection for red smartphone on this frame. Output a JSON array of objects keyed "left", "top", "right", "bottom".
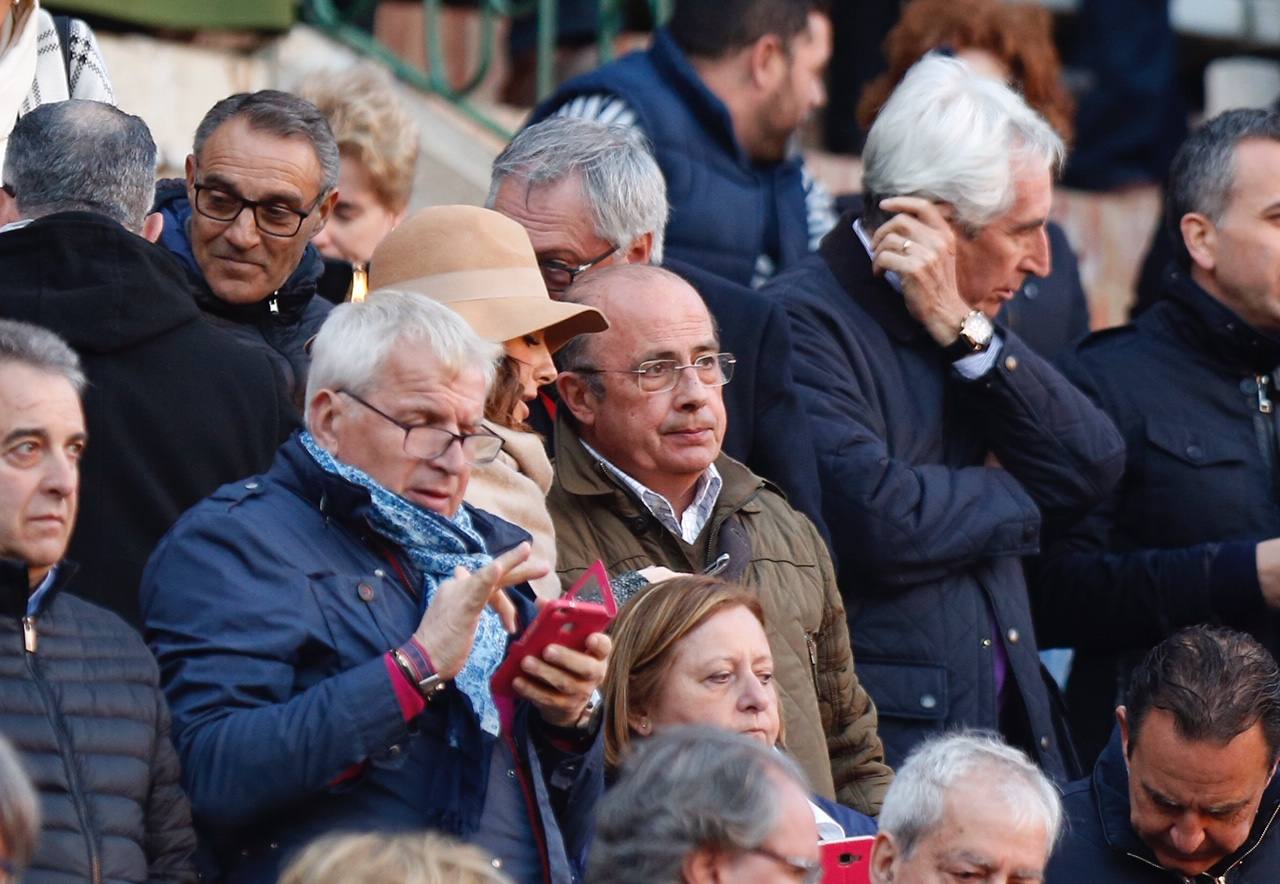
[
  {"left": 821, "top": 836, "right": 874, "bottom": 884},
  {"left": 490, "top": 560, "right": 618, "bottom": 696}
]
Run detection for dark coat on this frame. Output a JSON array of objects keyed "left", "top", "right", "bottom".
[
  {"left": 1033, "top": 270, "right": 1280, "bottom": 764},
  {"left": 664, "top": 257, "right": 829, "bottom": 545},
  {"left": 152, "top": 179, "right": 331, "bottom": 407},
  {"left": 0, "top": 212, "right": 295, "bottom": 625},
  {"left": 0, "top": 560, "right": 196, "bottom": 883},
  {"left": 766, "top": 214, "right": 1125, "bottom": 780},
  {"left": 1048, "top": 729, "right": 1280, "bottom": 882},
  {"left": 529, "top": 28, "right": 813, "bottom": 288},
  {"left": 140, "top": 436, "right": 603, "bottom": 884}
]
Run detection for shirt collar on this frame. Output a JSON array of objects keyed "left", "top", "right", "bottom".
[
  {"left": 579, "top": 440, "right": 722, "bottom": 544},
  {"left": 852, "top": 217, "right": 903, "bottom": 294},
  {"left": 26, "top": 565, "right": 58, "bottom": 617}
]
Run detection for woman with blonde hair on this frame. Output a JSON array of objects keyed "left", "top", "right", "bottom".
[
  {"left": 278, "top": 831, "right": 512, "bottom": 884},
  {"left": 604, "top": 574, "right": 878, "bottom": 839},
  {"left": 369, "top": 205, "right": 608, "bottom": 598}
]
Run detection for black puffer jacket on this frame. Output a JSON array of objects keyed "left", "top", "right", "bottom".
[
  {"left": 152, "top": 179, "right": 330, "bottom": 407},
  {"left": 0, "top": 560, "right": 196, "bottom": 883}
]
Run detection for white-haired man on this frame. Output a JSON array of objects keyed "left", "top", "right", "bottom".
[
  {"left": 765, "top": 55, "right": 1125, "bottom": 779},
  {"left": 872, "top": 732, "right": 1062, "bottom": 884},
  {"left": 141, "top": 291, "right": 609, "bottom": 884}
]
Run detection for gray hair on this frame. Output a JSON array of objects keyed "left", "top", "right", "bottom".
[
  {"left": 304, "top": 289, "right": 502, "bottom": 423},
  {"left": 487, "top": 117, "right": 669, "bottom": 263},
  {"left": 0, "top": 319, "right": 86, "bottom": 394},
  {"left": 193, "top": 90, "right": 340, "bottom": 194},
  {"left": 588, "top": 726, "right": 810, "bottom": 883},
  {"left": 4, "top": 100, "right": 157, "bottom": 233},
  {"left": 0, "top": 733, "right": 40, "bottom": 875},
  {"left": 879, "top": 732, "right": 1062, "bottom": 859},
  {"left": 1167, "top": 108, "right": 1280, "bottom": 267},
  {"left": 861, "top": 54, "right": 1065, "bottom": 235}
]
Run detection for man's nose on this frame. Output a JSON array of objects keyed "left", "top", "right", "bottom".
[
  {"left": 1168, "top": 817, "right": 1207, "bottom": 856},
  {"left": 222, "top": 205, "right": 263, "bottom": 249},
  {"left": 42, "top": 451, "right": 78, "bottom": 498},
  {"left": 670, "top": 364, "right": 710, "bottom": 407},
  {"left": 1021, "top": 228, "right": 1052, "bottom": 278},
  {"left": 429, "top": 436, "right": 468, "bottom": 474}
]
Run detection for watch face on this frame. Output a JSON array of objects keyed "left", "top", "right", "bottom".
[{"left": 960, "top": 312, "right": 995, "bottom": 349}]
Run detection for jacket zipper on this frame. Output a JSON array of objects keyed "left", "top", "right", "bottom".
[
  {"left": 21, "top": 618, "right": 103, "bottom": 884},
  {"left": 805, "top": 632, "right": 819, "bottom": 689},
  {"left": 1254, "top": 373, "right": 1280, "bottom": 502},
  {"left": 505, "top": 731, "right": 553, "bottom": 884},
  {"left": 1121, "top": 799, "right": 1280, "bottom": 882}
]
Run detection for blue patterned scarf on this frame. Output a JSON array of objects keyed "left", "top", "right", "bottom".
[{"left": 301, "top": 432, "right": 506, "bottom": 735}]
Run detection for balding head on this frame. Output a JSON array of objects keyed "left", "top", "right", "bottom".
[{"left": 556, "top": 264, "right": 729, "bottom": 511}]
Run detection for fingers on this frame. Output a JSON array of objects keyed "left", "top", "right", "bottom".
[
  {"left": 876, "top": 196, "right": 953, "bottom": 231},
  {"left": 488, "top": 585, "right": 519, "bottom": 634}
]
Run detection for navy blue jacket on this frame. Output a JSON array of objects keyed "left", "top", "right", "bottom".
[
  {"left": 665, "top": 257, "right": 829, "bottom": 546},
  {"left": 1033, "top": 269, "right": 1280, "bottom": 764},
  {"left": 140, "top": 436, "right": 603, "bottom": 883},
  {"left": 767, "top": 215, "right": 1125, "bottom": 780},
  {"left": 1048, "top": 730, "right": 1280, "bottom": 882},
  {"left": 529, "top": 28, "right": 813, "bottom": 288},
  {"left": 153, "top": 179, "right": 331, "bottom": 407}
]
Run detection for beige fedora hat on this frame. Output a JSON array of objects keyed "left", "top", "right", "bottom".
[{"left": 368, "top": 205, "right": 608, "bottom": 352}]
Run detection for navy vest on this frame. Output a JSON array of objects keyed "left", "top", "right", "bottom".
[{"left": 530, "top": 29, "right": 811, "bottom": 288}]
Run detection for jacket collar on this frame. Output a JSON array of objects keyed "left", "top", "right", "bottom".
[
  {"left": 818, "top": 211, "right": 926, "bottom": 345},
  {"left": 152, "top": 178, "right": 325, "bottom": 327},
  {"left": 274, "top": 433, "right": 533, "bottom": 553},
  {"left": 0, "top": 558, "right": 78, "bottom": 619},
  {"left": 552, "top": 411, "right": 766, "bottom": 518},
  {"left": 1163, "top": 266, "right": 1280, "bottom": 374},
  {"left": 1092, "top": 726, "right": 1280, "bottom": 877}
]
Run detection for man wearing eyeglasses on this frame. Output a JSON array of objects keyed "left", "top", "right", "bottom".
[
  {"left": 141, "top": 291, "right": 610, "bottom": 884},
  {"left": 547, "top": 263, "right": 893, "bottom": 818},
  {"left": 153, "top": 90, "right": 340, "bottom": 407}
]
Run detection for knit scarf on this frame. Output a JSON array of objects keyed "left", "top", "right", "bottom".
[{"left": 300, "top": 432, "right": 506, "bottom": 735}]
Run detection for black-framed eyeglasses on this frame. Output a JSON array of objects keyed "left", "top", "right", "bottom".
[
  {"left": 537, "top": 245, "right": 618, "bottom": 293},
  {"left": 193, "top": 182, "right": 324, "bottom": 238},
  {"left": 568, "top": 352, "right": 736, "bottom": 394},
  {"left": 746, "top": 846, "right": 823, "bottom": 884},
  {"left": 338, "top": 390, "right": 504, "bottom": 465}
]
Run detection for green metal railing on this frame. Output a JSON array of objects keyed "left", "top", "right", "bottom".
[{"left": 303, "top": 0, "right": 671, "bottom": 139}]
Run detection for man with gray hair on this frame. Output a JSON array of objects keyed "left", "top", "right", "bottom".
[
  {"left": 0, "top": 318, "right": 196, "bottom": 881},
  {"left": 488, "top": 115, "right": 827, "bottom": 537},
  {"left": 1035, "top": 108, "right": 1280, "bottom": 766},
  {"left": 872, "top": 732, "right": 1061, "bottom": 884},
  {"left": 153, "top": 90, "right": 340, "bottom": 404},
  {"left": 766, "top": 55, "right": 1124, "bottom": 778},
  {"left": 142, "top": 290, "right": 609, "bottom": 884},
  {"left": 590, "top": 726, "right": 822, "bottom": 883},
  {"left": 0, "top": 100, "right": 291, "bottom": 626}
]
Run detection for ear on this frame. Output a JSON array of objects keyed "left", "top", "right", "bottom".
[
  {"left": 627, "top": 708, "right": 651, "bottom": 736},
  {"left": 747, "top": 33, "right": 787, "bottom": 91},
  {"left": 869, "top": 832, "right": 898, "bottom": 883},
  {"left": 682, "top": 847, "right": 723, "bottom": 884},
  {"left": 1180, "top": 212, "right": 1217, "bottom": 274},
  {"left": 309, "top": 189, "right": 340, "bottom": 237},
  {"left": 184, "top": 154, "right": 197, "bottom": 198},
  {"left": 307, "top": 389, "right": 345, "bottom": 455},
  {"left": 141, "top": 211, "right": 165, "bottom": 243},
  {"left": 623, "top": 231, "right": 655, "bottom": 266},
  {"left": 556, "top": 371, "right": 599, "bottom": 429},
  {"left": 0, "top": 187, "right": 19, "bottom": 226},
  {"left": 1117, "top": 705, "right": 1131, "bottom": 767}
]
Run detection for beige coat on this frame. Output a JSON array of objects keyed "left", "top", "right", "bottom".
[{"left": 465, "top": 422, "right": 561, "bottom": 600}]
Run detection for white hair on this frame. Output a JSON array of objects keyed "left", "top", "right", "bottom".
[
  {"left": 487, "top": 117, "right": 670, "bottom": 263},
  {"left": 878, "top": 732, "right": 1063, "bottom": 858},
  {"left": 304, "top": 289, "right": 503, "bottom": 427},
  {"left": 861, "top": 54, "right": 1065, "bottom": 235}
]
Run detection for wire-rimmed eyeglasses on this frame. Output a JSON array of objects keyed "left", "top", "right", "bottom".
[
  {"left": 339, "top": 390, "right": 504, "bottom": 465},
  {"left": 567, "top": 352, "right": 736, "bottom": 394}
]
